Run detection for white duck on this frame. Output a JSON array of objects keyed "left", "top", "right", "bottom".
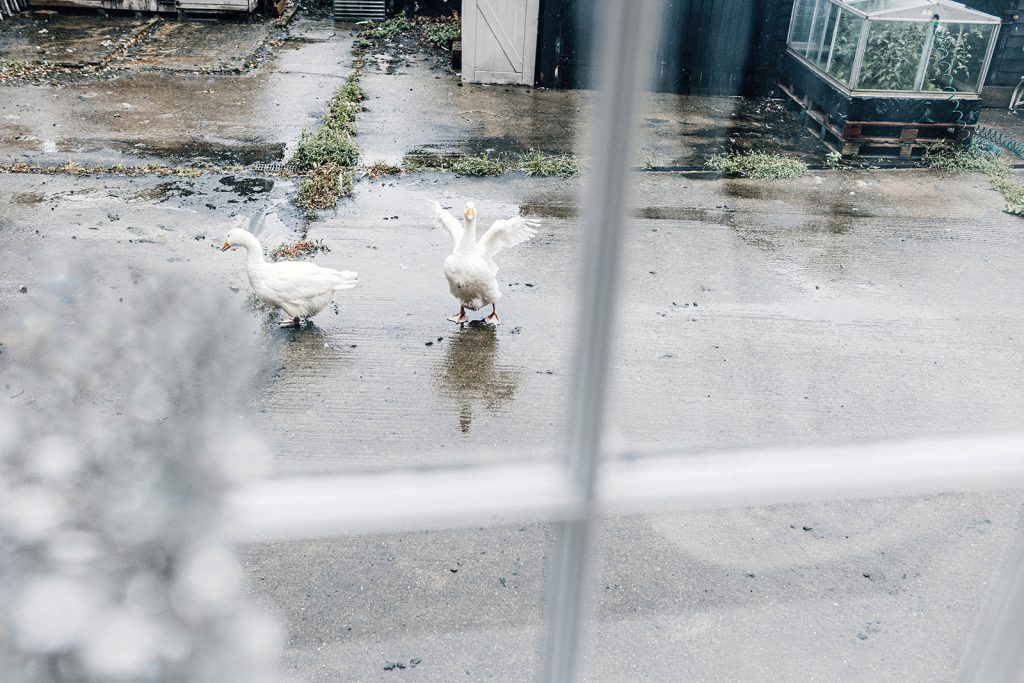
[
  {"left": 221, "top": 228, "right": 358, "bottom": 328},
  {"left": 432, "top": 201, "right": 538, "bottom": 325}
]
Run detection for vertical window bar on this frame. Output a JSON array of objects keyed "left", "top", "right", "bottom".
[
  {"left": 541, "top": 0, "right": 666, "bottom": 681},
  {"left": 913, "top": 24, "right": 936, "bottom": 92},
  {"left": 959, "top": 507, "right": 1024, "bottom": 682},
  {"left": 849, "top": 17, "right": 871, "bottom": 90},
  {"left": 825, "top": 5, "right": 842, "bottom": 73}
]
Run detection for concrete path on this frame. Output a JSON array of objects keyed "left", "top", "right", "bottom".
[{"left": 2, "top": 9, "right": 1024, "bottom": 682}]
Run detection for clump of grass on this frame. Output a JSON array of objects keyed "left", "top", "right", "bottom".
[
  {"left": 291, "top": 129, "right": 360, "bottom": 169},
  {"left": 367, "top": 160, "right": 402, "bottom": 178},
  {"left": 290, "top": 74, "right": 363, "bottom": 171},
  {"left": 450, "top": 153, "right": 513, "bottom": 176},
  {"left": 825, "top": 151, "right": 843, "bottom": 169},
  {"left": 924, "top": 144, "right": 1024, "bottom": 215},
  {"left": 296, "top": 163, "right": 353, "bottom": 210},
  {"left": 268, "top": 238, "right": 331, "bottom": 262},
  {"left": 520, "top": 150, "right": 579, "bottom": 178},
  {"left": 706, "top": 151, "right": 807, "bottom": 179},
  {"left": 359, "top": 15, "right": 416, "bottom": 41},
  {"left": 421, "top": 15, "right": 461, "bottom": 47},
  {"left": 992, "top": 175, "right": 1024, "bottom": 215},
  {"left": 291, "top": 73, "right": 363, "bottom": 211},
  {"left": 923, "top": 145, "right": 1007, "bottom": 176}
]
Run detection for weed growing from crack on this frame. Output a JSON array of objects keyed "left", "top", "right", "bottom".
[
  {"left": 923, "top": 144, "right": 1007, "bottom": 176},
  {"left": 295, "top": 163, "right": 353, "bottom": 210},
  {"left": 367, "top": 160, "right": 402, "bottom": 179},
  {"left": 403, "top": 151, "right": 579, "bottom": 177},
  {"left": 520, "top": 150, "right": 579, "bottom": 178},
  {"left": 268, "top": 238, "right": 331, "bottom": 262},
  {"left": 706, "top": 151, "right": 807, "bottom": 179},
  {"left": 0, "top": 161, "right": 237, "bottom": 178},
  {"left": 421, "top": 15, "right": 461, "bottom": 48},
  {"left": 358, "top": 16, "right": 416, "bottom": 41},
  {"left": 450, "top": 153, "right": 513, "bottom": 176},
  {"left": 291, "top": 72, "right": 363, "bottom": 211},
  {"left": 290, "top": 74, "right": 362, "bottom": 170}
]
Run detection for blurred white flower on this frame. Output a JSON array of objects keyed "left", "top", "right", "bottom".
[
  {"left": 80, "top": 608, "right": 161, "bottom": 677},
  {"left": 31, "top": 435, "right": 82, "bottom": 481},
  {"left": 14, "top": 575, "right": 100, "bottom": 652},
  {"left": 3, "top": 485, "right": 66, "bottom": 542},
  {"left": 0, "top": 263, "right": 284, "bottom": 681}
]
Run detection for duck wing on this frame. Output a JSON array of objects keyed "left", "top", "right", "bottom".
[
  {"left": 432, "top": 202, "right": 465, "bottom": 251},
  {"left": 263, "top": 261, "right": 358, "bottom": 302},
  {"left": 476, "top": 215, "right": 539, "bottom": 259}
]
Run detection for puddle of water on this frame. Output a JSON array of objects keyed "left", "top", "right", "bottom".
[
  {"left": 435, "top": 322, "right": 520, "bottom": 435},
  {"left": 11, "top": 192, "right": 46, "bottom": 206},
  {"left": 218, "top": 175, "right": 275, "bottom": 200},
  {"left": 519, "top": 203, "right": 577, "bottom": 219},
  {"left": 129, "top": 181, "right": 197, "bottom": 203},
  {"left": 124, "top": 140, "right": 286, "bottom": 167},
  {"left": 636, "top": 206, "right": 732, "bottom": 223},
  {"left": 723, "top": 182, "right": 766, "bottom": 200}
]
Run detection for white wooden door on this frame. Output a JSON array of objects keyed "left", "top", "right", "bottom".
[{"left": 462, "top": 0, "right": 540, "bottom": 85}]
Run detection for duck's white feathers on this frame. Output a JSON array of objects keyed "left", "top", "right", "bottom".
[
  {"left": 249, "top": 260, "right": 357, "bottom": 318},
  {"left": 432, "top": 202, "right": 465, "bottom": 247},
  {"left": 434, "top": 204, "right": 538, "bottom": 312},
  {"left": 224, "top": 228, "right": 357, "bottom": 320},
  {"left": 477, "top": 217, "right": 539, "bottom": 259}
]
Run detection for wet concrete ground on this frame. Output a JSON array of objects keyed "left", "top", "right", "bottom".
[
  {"left": 356, "top": 56, "right": 823, "bottom": 167},
  {"left": 3, "top": 8, "right": 1024, "bottom": 682}
]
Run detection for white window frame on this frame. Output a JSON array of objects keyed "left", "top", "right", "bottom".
[{"left": 225, "top": 1, "right": 1024, "bottom": 680}]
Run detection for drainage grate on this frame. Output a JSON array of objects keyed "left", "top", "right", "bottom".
[
  {"left": 334, "top": 0, "right": 385, "bottom": 21},
  {"left": 248, "top": 162, "right": 300, "bottom": 174}
]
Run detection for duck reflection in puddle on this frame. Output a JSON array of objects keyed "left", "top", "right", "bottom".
[{"left": 436, "top": 321, "right": 520, "bottom": 434}]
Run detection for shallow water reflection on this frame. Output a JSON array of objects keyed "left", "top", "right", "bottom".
[{"left": 435, "top": 322, "right": 521, "bottom": 435}]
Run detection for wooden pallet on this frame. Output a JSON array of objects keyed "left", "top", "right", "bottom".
[
  {"left": 0, "top": 0, "right": 29, "bottom": 21},
  {"left": 778, "top": 81, "right": 972, "bottom": 158}
]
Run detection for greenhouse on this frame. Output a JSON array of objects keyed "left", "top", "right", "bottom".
[{"left": 787, "top": 0, "right": 1001, "bottom": 95}]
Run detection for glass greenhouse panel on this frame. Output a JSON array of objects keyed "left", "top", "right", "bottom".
[
  {"left": 854, "top": 20, "right": 929, "bottom": 91},
  {"left": 806, "top": 2, "right": 839, "bottom": 67},
  {"left": 924, "top": 22, "right": 996, "bottom": 92},
  {"left": 807, "top": 1, "right": 839, "bottom": 67},
  {"left": 789, "top": 0, "right": 820, "bottom": 55},
  {"left": 846, "top": 0, "right": 923, "bottom": 13},
  {"left": 827, "top": 10, "right": 864, "bottom": 86},
  {"left": 787, "top": 0, "right": 999, "bottom": 94}
]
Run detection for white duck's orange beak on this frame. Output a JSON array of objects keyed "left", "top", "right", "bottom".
[
  {"left": 220, "top": 241, "right": 231, "bottom": 252},
  {"left": 465, "top": 206, "right": 476, "bottom": 220}
]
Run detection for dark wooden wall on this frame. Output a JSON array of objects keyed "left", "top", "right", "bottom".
[{"left": 533, "top": 0, "right": 1024, "bottom": 96}]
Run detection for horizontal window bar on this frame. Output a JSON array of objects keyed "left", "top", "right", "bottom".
[
  {"left": 225, "top": 461, "right": 583, "bottom": 542},
  {"left": 225, "top": 432, "right": 1024, "bottom": 542}
]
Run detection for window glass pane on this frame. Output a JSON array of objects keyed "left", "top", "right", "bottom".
[
  {"left": 856, "top": 20, "right": 929, "bottom": 90},
  {"left": 924, "top": 22, "right": 994, "bottom": 93},
  {"left": 808, "top": 1, "right": 840, "bottom": 68},
  {"left": 789, "top": 0, "right": 821, "bottom": 55},
  {"left": 846, "top": 0, "right": 923, "bottom": 13},
  {"left": 827, "top": 10, "right": 864, "bottom": 85}
]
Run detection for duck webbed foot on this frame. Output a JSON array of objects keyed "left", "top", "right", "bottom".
[
  {"left": 484, "top": 305, "right": 501, "bottom": 326},
  {"left": 279, "top": 316, "right": 301, "bottom": 328},
  {"left": 447, "top": 306, "right": 468, "bottom": 324}
]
